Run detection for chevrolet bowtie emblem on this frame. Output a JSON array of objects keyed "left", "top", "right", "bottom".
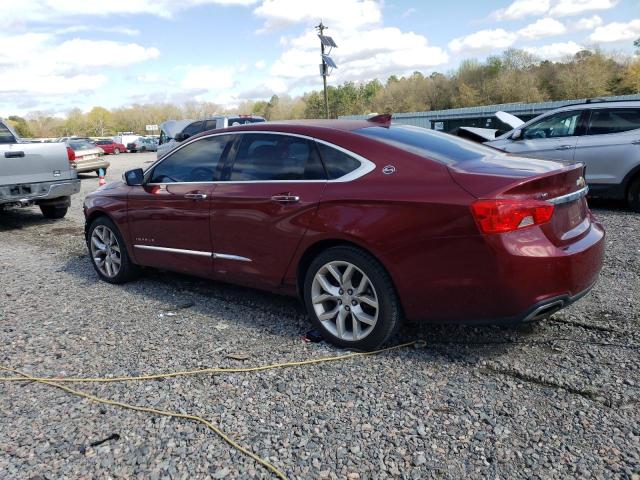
[{"left": 576, "top": 177, "right": 586, "bottom": 188}]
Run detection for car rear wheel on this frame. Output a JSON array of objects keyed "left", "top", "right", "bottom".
[
  {"left": 114, "top": 148, "right": 120, "bottom": 155},
  {"left": 304, "top": 246, "right": 401, "bottom": 350},
  {"left": 88, "top": 216, "right": 137, "bottom": 284},
  {"left": 40, "top": 205, "right": 68, "bottom": 219},
  {"left": 628, "top": 177, "right": 640, "bottom": 212}
]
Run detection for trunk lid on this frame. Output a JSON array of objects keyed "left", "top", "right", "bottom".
[
  {"left": 0, "top": 142, "right": 74, "bottom": 185},
  {"left": 449, "top": 154, "right": 590, "bottom": 246}
]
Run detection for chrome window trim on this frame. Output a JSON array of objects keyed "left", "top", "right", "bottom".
[
  {"left": 146, "top": 130, "right": 376, "bottom": 185},
  {"left": 134, "top": 244, "right": 251, "bottom": 262},
  {"left": 547, "top": 186, "right": 589, "bottom": 205}
]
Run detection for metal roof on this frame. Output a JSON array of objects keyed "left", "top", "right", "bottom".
[{"left": 339, "top": 94, "right": 640, "bottom": 124}]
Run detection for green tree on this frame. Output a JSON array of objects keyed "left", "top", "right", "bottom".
[
  {"left": 6, "top": 116, "right": 33, "bottom": 137},
  {"left": 86, "top": 107, "right": 113, "bottom": 136}
]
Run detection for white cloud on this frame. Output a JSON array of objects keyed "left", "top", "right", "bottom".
[
  {"left": 253, "top": 0, "right": 381, "bottom": 31},
  {"left": 402, "top": 8, "right": 417, "bottom": 18},
  {"left": 254, "top": 59, "right": 267, "bottom": 69},
  {"left": 0, "top": 0, "right": 260, "bottom": 27},
  {"left": 271, "top": 26, "right": 448, "bottom": 84},
  {"left": 548, "top": 0, "right": 618, "bottom": 17},
  {"left": 491, "top": 0, "right": 551, "bottom": 21},
  {"left": 449, "top": 29, "right": 518, "bottom": 54},
  {"left": 180, "top": 65, "right": 237, "bottom": 91},
  {"left": 55, "top": 25, "right": 140, "bottom": 36},
  {"left": 518, "top": 18, "right": 566, "bottom": 39},
  {"left": 589, "top": 19, "right": 640, "bottom": 43},
  {"left": 569, "top": 15, "right": 603, "bottom": 30},
  {"left": 524, "top": 40, "right": 584, "bottom": 58}
]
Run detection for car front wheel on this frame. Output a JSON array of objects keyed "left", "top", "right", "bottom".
[
  {"left": 304, "top": 246, "right": 402, "bottom": 350},
  {"left": 114, "top": 148, "right": 120, "bottom": 155},
  {"left": 87, "top": 216, "right": 137, "bottom": 284}
]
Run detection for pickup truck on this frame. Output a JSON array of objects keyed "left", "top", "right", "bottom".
[{"left": 0, "top": 119, "right": 80, "bottom": 219}]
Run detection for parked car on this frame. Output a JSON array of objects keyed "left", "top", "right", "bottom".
[
  {"left": 485, "top": 100, "right": 640, "bottom": 211},
  {"left": 157, "top": 115, "right": 265, "bottom": 158},
  {"left": 0, "top": 118, "right": 80, "bottom": 218},
  {"left": 84, "top": 117, "right": 604, "bottom": 350},
  {"left": 67, "top": 139, "right": 110, "bottom": 175},
  {"left": 128, "top": 137, "right": 157, "bottom": 153},
  {"left": 95, "top": 139, "right": 126, "bottom": 155}
]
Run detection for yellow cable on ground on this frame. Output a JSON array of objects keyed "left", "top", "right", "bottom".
[
  {"left": 0, "top": 365, "right": 287, "bottom": 480},
  {"left": 0, "top": 340, "right": 422, "bottom": 383},
  {"left": 0, "top": 340, "right": 423, "bottom": 478}
]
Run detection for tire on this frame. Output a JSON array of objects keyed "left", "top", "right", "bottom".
[
  {"left": 114, "top": 148, "right": 120, "bottom": 155},
  {"left": 87, "top": 216, "right": 138, "bottom": 284},
  {"left": 40, "top": 205, "right": 68, "bottom": 219},
  {"left": 303, "top": 246, "right": 402, "bottom": 350},
  {"left": 140, "top": 147, "right": 146, "bottom": 152},
  {"left": 628, "top": 177, "right": 640, "bottom": 212}
]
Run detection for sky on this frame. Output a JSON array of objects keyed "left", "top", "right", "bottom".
[{"left": 1, "top": 0, "right": 639, "bottom": 117}]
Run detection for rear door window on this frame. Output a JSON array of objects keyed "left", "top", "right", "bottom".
[
  {"left": 587, "top": 108, "right": 640, "bottom": 135},
  {"left": 228, "top": 134, "right": 326, "bottom": 181},
  {"left": 150, "top": 134, "right": 234, "bottom": 183},
  {"left": 316, "top": 143, "right": 361, "bottom": 179}
]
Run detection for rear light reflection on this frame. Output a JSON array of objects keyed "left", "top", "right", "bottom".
[{"left": 471, "top": 199, "right": 554, "bottom": 234}]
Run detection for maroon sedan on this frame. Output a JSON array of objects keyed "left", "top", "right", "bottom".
[
  {"left": 83, "top": 117, "right": 604, "bottom": 350},
  {"left": 94, "top": 139, "right": 126, "bottom": 155}
]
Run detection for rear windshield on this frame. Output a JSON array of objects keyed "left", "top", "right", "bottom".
[
  {"left": 69, "top": 140, "right": 95, "bottom": 150},
  {"left": 356, "top": 125, "right": 498, "bottom": 165}
]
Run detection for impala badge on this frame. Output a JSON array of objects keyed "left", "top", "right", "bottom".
[
  {"left": 382, "top": 165, "right": 396, "bottom": 175},
  {"left": 576, "top": 177, "right": 586, "bottom": 188}
]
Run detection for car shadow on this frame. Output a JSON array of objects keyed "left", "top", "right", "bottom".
[
  {"left": 0, "top": 207, "right": 62, "bottom": 231},
  {"left": 62, "top": 251, "right": 544, "bottom": 363}
]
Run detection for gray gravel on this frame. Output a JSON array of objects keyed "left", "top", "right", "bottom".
[{"left": 1, "top": 152, "right": 639, "bottom": 479}]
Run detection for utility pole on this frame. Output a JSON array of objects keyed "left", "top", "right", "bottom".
[{"left": 316, "top": 21, "right": 329, "bottom": 119}]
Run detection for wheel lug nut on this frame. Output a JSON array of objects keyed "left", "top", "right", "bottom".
[
  {"left": 345, "top": 306, "right": 350, "bottom": 311},
  {"left": 338, "top": 299, "right": 342, "bottom": 305},
  {"left": 347, "top": 289, "right": 353, "bottom": 295},
  {"left": 339, "top": 289, "right": 344, "bottom": 295},
  {"left": 352, "top": 300, "right": 357, "bottom": 306}
]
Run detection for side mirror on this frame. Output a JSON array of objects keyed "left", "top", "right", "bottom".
[
  {"left": 175, "top": 132, "right": 190, "bottom": 142},
  {"left": 124, "top": 168, "right": 144, "bottom": 186},
  {"left": 511, "top": 129, "right": 522, "bottom": 140}
]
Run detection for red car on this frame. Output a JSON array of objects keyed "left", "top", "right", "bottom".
[
  {"left": 94, "top": 139, "right": 126, "bottom": 155},
  {"left": 83, "top": 117, "right": 604, "bottom": 350}
]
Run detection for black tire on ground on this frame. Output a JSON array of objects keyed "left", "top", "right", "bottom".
[
  {"left": 628, "top": 176, "right": 640, "bottom": 212},
  {"left": 140, "top": 147, "right": 146, "bottom": 152},
  {"left": 39, "top": 205, "right": 68, "bottom": 219},
  {"left": 303, "top": 246, "right": 402, "bottom": 351},
  {"left": 87, "top": 216, "right": 138, "bottom": 284},
  {"left": 114, "top": 148, "right": 120, "bottom": 155}
]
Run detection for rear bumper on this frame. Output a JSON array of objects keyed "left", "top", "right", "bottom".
[
  {"left": 396, "top": 216, "right": 605, "bottom": 324},
  {"left": 74, "top": 158, "right": 110, "bottom": 173},
  {"left": 0, "top": 179, "right": 80, "bottom": 206}
]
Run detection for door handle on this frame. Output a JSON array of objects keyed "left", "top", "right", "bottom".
[
  {"left": 4, "top": 151, "right": 24, "bottom": 158},
  {"left": 184, "top": 193, "right": 208, "bottom": 200},
  {"left": 271, "top": 194, "right": 300, "bottom": 204},
  {"left": 631, "top": 140, "right": 640, "bottom": 145},
  {"left": 555, "top": 145, "right": 573, "bottom": 151}
]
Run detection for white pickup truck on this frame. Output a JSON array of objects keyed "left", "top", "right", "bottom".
[{"left": 0, "top": 119, "right": 80, "bottom": 219}]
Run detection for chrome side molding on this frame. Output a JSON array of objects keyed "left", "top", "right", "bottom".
[{"left": 134, "top": 244, "right": 251, "bottom": 262}]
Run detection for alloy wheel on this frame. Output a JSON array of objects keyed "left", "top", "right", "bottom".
[
  {"left": 311, "top": 261, "right": 379, "bottom": 341},
  {"left": 90, "top": 225, "right": 122, "bottom": 278}
]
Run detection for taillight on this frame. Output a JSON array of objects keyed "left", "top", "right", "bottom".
[
  {"left": 471, "top": 199, "right": 554, "bottom": 234},
  {"left": 66, "top": 146, "right": 76, "bottom": 166}
]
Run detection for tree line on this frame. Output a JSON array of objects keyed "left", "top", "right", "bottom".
[{"left": 6, "top": 44, "right": 640, "bottom": 139}]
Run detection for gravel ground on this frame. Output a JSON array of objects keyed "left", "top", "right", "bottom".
[{"left": 1, "top": 152, "right": 639, "bottom": 479}]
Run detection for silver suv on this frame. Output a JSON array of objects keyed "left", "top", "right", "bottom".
[{"left": 486, "top": 100, "right": 640, "bottom": 211}]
